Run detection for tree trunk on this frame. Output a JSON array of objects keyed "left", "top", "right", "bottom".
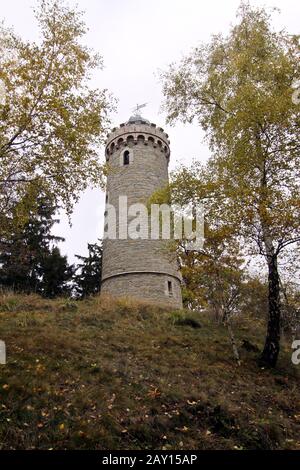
[
  {"left": 225, "top": 318, "right": 241, "bottom": 366},
  {"left": 260, "top": 253, "right": 281, "bottom": 367}
]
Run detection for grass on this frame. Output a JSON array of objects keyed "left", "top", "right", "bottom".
[{"left": 0, "top": 291, "right": 299, "bottom": 450}]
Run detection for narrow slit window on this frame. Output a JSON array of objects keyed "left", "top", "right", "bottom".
[
  {"left": 167, "top": 281, "right": 173, "bottom": 297},
  {"left": 123, "top": 150, "right": 130, "bottom": 165},
  {"left": 105, "top": 193, "right": 108, "bottom": 203}
]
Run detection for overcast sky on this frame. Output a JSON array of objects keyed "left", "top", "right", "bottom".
[{"left": 2, "top": 0, "right": 299, "bottom": 263}]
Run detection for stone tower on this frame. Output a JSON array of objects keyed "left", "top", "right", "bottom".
[{"left": 101, "top": 112, "right": 182, "bottom": 308}]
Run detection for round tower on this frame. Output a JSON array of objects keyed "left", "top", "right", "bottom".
[{"left": 101, "top": 113, "right": 182, "bottom": 308}]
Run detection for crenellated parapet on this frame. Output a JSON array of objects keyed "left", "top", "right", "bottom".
[{"left": 105, "top": 120, "right": 170, "bottom": 161}]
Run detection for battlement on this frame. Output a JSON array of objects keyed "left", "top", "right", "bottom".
[{"left": 105, "top": 121, "right": 170, "bottom": 161}]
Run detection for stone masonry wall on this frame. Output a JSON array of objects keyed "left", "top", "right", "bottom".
[
  {"left": 101, "top": 121, "right": 183, "bottom": 308},
  {"left": 101, "top": 272, "right": 182, "bottom": 308}
]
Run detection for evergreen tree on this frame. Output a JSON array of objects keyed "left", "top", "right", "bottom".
[
  {"left": 0, "top": 194, "right": 73, "bottom": 296},
  {"left": 40, "top": 247, "right": 74, "bottom": 298},
  {"left": 73, "top": 241, "right": 102, "bottom": 299}
]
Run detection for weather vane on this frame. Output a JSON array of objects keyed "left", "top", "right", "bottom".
[{"left": 132, "top": 103, "right": 147, "bottom": 116}]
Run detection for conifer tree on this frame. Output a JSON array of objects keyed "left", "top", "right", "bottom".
[
  {"left": 0, "top": 194, "right": 73, "bottom": 297},
  {"left": 73, "top": 241, "right": 102, "bottom": 299}
]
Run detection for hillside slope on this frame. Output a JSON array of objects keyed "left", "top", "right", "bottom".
[{"left": 0, "top": 292, "right": 299, "bottom": 450}]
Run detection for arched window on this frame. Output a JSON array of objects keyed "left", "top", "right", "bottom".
[
  {"left": 126, "top": 135, "right": 134, "bottom": 145},
  {"left": 137, "top": 135, "right": 145, "bottom": 143},
  {"left": 123, "top": 150, "right": 130, "bottom": 165}
]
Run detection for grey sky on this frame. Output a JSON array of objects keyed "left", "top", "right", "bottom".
[{"left": 2, "top": 0, "right": 299, "bottom": 263}]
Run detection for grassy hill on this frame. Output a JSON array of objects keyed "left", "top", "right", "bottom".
[{"left": 0, "top": 292, "right": 299, "bottom": 450}]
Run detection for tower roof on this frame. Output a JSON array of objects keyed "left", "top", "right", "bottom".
[
  {"left": 127, "top": 103, "right": 149, "bottom": 125},
  {"left": 126, "top": 114, "right": 150, "bottom": 125}
]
